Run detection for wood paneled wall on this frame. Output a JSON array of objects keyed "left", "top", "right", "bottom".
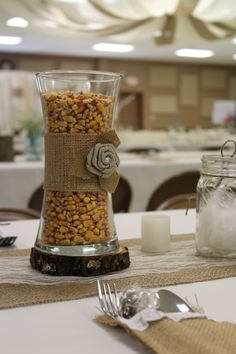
[{"left": 1, "top": 52, "right": 235, "bottom": 130}]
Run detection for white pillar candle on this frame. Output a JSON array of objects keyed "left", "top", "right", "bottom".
[{"left": 141, "top": 215, "right": 170, "bottom": 253}]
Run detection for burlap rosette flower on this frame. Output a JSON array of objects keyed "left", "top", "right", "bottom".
[{"left": 86, "top": 143, "right": 120, "bottom": 178}]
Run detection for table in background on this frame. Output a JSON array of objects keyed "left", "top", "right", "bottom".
[
  {"left": 0, "top": 151, "right": 213, "bottom": 211},
  {"left": 1, "top": 209, "right": 236, "bottom": 354}
]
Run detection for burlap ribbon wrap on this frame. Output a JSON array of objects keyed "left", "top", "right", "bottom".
[{"left": 44, "top": 130, "right": 120, "bottom": 193}]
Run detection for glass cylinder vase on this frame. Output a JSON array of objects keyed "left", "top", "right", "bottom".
[
  {"left": 196, "top": 154, "right": 236, "bottom": 258},
  {"left": 30, "top": 71, "right": 130, "bottom": 275}
]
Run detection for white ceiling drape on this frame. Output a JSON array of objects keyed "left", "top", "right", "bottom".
[{"left": 19, "top": 0, "right": 236, "bottom": 44}]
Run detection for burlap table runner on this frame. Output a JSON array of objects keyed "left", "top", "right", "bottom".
[
  {"left": 1, "top": 235, "right": 236, "bottom": 310},
  {"left": 96, "top": 315, "right": 236, "bottom": 354}
]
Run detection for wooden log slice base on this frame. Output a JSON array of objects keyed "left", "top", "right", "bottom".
[{"left": 30, "top": 246, "right": 130, "bottom": 276}]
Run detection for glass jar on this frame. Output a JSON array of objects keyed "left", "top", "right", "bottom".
[
  {"left": 26, "top": 131, "right": 43, "bottom": 161},
  {"left": 196, "top": 154, "right": 236, "bottom": 257},
  {"left": 0, "top": 136, "right": 14, "bottom": 161},
  {"left": 34, "top": 70, "right": 122, "bottom": 257}
]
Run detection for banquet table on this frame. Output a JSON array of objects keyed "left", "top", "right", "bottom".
[
  {"left": 0, "top": 151, "right": 212, "bottom": 212},
  {"left": 1, "top": 209, "right": 236, "bottom": 354}
]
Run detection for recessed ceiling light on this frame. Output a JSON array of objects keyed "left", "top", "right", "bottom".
[
  {"left": 93, "top": 43, "right": 134, "bottom": 53},
  {"left": 232, "top": 38, "right": 236, "bottom": 44},
  {"left": 233, "top": 54, "right": 236, "bottom": 60},
  {"left": 175, "top": 48, "right": 214, "bottom": 58},
  {"left": 0, "top": 36, "right": 22, "bottom": 45},
  {"left": 6, "top": 17, "right": 28, "bottom": 28}
]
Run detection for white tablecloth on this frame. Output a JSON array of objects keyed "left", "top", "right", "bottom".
[
  {"left": 0, "top": 151, "right": 209, "bottom": 211},
  {"left": 0, "top": 209, "right": 236, "bottom": 354}
]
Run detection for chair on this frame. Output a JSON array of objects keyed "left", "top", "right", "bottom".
[
  {"left": 200, "top": 145, "right": 220, "bottom": 151},
  {"left": 28, "top": 176, "right": 132, "bottom": 214},
  {"left": 146, "top": 170, "right": 200, "bottom": 211},
  {"left": 157, "top": 193, "right": 196, "bottom": 210},
  {"left": 0, "top": 208, "right": 40, "bottom": 221},
  {"left": 125, "top": 147, "right": 160, "bottom": 155},
  {"left": 28, "top": 184, "right": 44, "bottom": 212},
  {"left": 112, "top": 176, "right": 132, "bottom": 213}
]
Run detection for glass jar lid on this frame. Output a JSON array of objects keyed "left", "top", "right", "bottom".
[
  {"left": 201, "top": 140, "right": 236, "bottom": 177},
  {"left": 201, "top": 155, "right": 236, "bottom": 177}
]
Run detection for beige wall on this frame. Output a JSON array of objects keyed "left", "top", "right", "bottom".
[{"left": 1, "top": 53, "right": 235, "bottom": 130}]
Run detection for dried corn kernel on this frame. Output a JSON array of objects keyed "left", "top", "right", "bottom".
[{"left": 41, "top": 91, "right": 113, "bottom": 246}]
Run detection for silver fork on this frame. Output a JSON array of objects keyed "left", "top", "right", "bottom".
[
  {"left": 97, "top": 280, "right": 193, "bottom": 320},
  {"left": 97, "top": 280, "right": 121, "bottom": 319}
]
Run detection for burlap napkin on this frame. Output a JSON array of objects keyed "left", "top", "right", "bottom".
[{"left": 96, "top": 315, "right": 236, "bottom": 354}]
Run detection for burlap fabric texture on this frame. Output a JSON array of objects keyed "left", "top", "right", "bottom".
[
  {"left": 96, "top": 315, "right": 236, "bottom": 354},
  {"left": 44, "top": 129, "right": 120, "bottom": 193}
]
